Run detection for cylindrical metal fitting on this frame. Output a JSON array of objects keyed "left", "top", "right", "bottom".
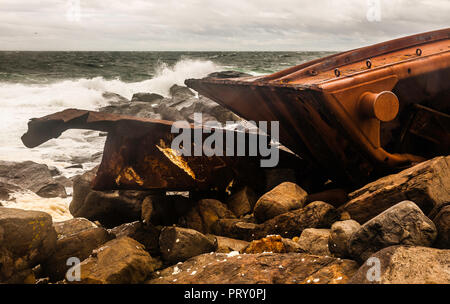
[{"left": 359, "top": 91, "right": 399, "bottom": 122}]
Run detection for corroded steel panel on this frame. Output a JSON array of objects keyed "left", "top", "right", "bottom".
[
  {"left": 186, "top": 29, "right": 450, "bottom": 186},
  {"left": 21, "top": 109, "right": 305, "bottom": 192}
]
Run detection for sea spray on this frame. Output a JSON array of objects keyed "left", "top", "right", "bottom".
[{"left": 0, "top": 58, "right": 220, "bottom": 222}]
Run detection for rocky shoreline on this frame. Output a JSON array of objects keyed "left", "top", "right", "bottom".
[{"left": 0, "top": 76, "right": 449, "bottom": 284}]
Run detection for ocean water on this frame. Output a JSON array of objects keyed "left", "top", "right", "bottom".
[{"left": 0, "top": 51, "right": 332, "bottom": 220}]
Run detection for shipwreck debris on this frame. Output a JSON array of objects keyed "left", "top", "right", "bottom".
[
  {"left": 21, "top": 109, "right": 310, "bottom": 193},
  {"left": 186, "top": 28, "right": 450, "bottom": 187}
]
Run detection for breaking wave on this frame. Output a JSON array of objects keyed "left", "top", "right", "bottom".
[
  {"left": 0, "top": 59, "right": 220, "bottom": 221},
  {"left": 0, "top": 59, "right": 220, "bottom": 167}
]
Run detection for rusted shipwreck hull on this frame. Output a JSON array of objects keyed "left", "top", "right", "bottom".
[
  {"left": 21, "top": 109, "right": 306, "bottom": 192},
  {"left": 186, "top": 29, "right": 450, "bottom": 186}
]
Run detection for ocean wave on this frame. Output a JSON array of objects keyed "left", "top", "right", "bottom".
[
  {"left": 1, "top": 190, "right": 73, "bottom": 222},
  {"left": 0, "top": 58, "right": 221, "bottom": 173},
  {"left": 0, "top": 58, "right": 220, "bottom": 109}
]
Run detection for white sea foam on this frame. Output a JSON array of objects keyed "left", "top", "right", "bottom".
[
  {"left": 1, "top": 190, "right": 73, "bottom": 222},
  {"left": 0, "top": 59, "right": 220, "bottom": 221}
]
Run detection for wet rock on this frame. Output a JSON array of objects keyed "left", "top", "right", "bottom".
[
  {"left": 0, "top": 179, "right": 21, "bottom": 201},
  {"left": 349, "top": 246, "right": 450, "bottom": 284},
  {"left": 206, "top": 71, "right": 252, "bottom": 79},
  {"left": 348, "top": 201, "right": 437, "bottom": 262},
  {"left": 48, "top": 166, "right": 61, "bottom": 177},
  {"left": 432, "top": 205, "right": 450, "bottom": 249},
  {"left": 53, "top": 217, "right": 99, "bottom": 238},
  {"left": 159, "top": 226, "right": 217, "bottom": 264},
  {"left": 70, "top": 167, "right": 150, "bottom": 228},
  {"left": 210, "top": 235, "right": 249, "bottom": 253},
  {"left": 0, "top": 207, "right": 57, "bottom": 283},
  {"left": 73, "top": 237, "right": 161, "bottom": 284},
  {"left": 297, "top": 228, "right": 331, "bottom": 256},
  {"left": 254, "top": 182, "right": 307, "bottom": 223},
  {"left": 142, "top": 195, "right": 194, "bottom": 226},
  {"left": 131, "top": 92, "right": 164, "bottom": 103},
  {"left": 102, "top": 92, "right": 129, "bottom": 104},
  {"left": 176, "top": 95, "right": 241, "bottom": 123},
  {"left": 226, "top": 186, "right": 257, "bottom": 218},
  {"left": 42, "top": 219, "right": 114, "bottom": 281},
  {"left": 36, "top": 183, "right": 68, "bottom": 199},
  {"left": 241, "top": 235, "right": 302, "bottom": 254},
  {"left": 253, "top": 201, "right": 339, "bottom": 240},
  {"left": 191, "top": 96, "right": 241, "bottom": 123},
  {"left": 148, "top": 252, "right": 358, "bottom": 284},
  {"left": 0, "top": 161, "right": 67, "bottom": 198},
  {"left": 342, "top": 156, "right": 450, "bottom": 223},
  {"left": 213, "top": 219, "right": 258, "bottom": 241},
  {"left": 53, "top": 176, "right": 72, "bottom": 188},
  {"left": 179, "top": 199, "right": 236, "bottom": 234},
  {"left": 328, "top": 220, "right": 361, "bottom": 258},
  {"left": 169, "top": 84, "right": 195, "bottom": 102},
  {"left": 156, "top": 103, "right": 186, "bottom": 121},
  {"left": 108, "top": 221, "right": 160, "bottom": 256},
  {"left": 99, "top": 100, "right": 163, "bottom": 120}
]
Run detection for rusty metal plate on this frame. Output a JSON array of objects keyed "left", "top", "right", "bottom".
[
  {"left": 186, "top": 29, "right": 450, "bottom": 186},
  {"left": 22, "top": 109, "right": 306, "bottom": 192}
]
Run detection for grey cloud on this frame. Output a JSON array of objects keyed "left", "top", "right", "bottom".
[{"left": 0, "top": 0, "right": 448, "bottom": 51}]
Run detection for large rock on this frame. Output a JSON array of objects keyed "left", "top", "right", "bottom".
[
  {"left": 297, "top": 228, "right": 331, "bottom": 256},
  {"left": 148, "top": 252, "right": 359, "bottom": 284},
  {"left": 36, "top": 183, "right": 68, "bottom": 199},
  {"left": 102, "top": 92, "right": 129, "bottom": 104},
  {"left": 73, "top": 237, "right": 161, "bottom": 284},
  {"left": 213, "top": 218, "right": 258, "bottom": 241},
  {"left": 241, "top": 235, "right": 302, "bottom": 254},
  {"left": 99, "top": 101, "right": 161, "bottom": 119},
  {"left": 0, "top": 207, "right": 57, "bottom": 283},
  {"left": 211, "top": 235, "right": 249, "bottom": 253},
  {"left": 179, "top": 199, "right": 235, "bottom": 234},
  {"left": 155, "top": 103, "right": 186, "bottom": 121},
  {"left": 108, "top": 221, "right": 160, "bottom": 256},
  {"left": 432, "top": 205, "right": 450, "bottom": 249},
  {"left": 328, "top": 220, "right": 361, "bottom": 258},
  {"left": 70, "top": 167, "right": 149, "bottom": 228},
  {"left": 142, "top": 194, "right": 194, "bottom": 226},
  {"left": 131, "top": 92, "right": 164, "bottom": 103},
  {"left": 169, "top": 84, "right": 195, "bottom": 102},
  {"left": 226, "top": 186, "right": 257, "bottom": 218},
  {"left": 41, "top": 218, "right": 114, "bottom": 281},
  {"left": 0, "top": 161, "right": 67, "bottom": 198},
  {"left": 349, "top": 246, "right": 450, "bottom": 284},
  {"left": 253, "top": 182, "right": 307, "bottom": 223},
  {"left": 190, "top": 96, "right": 241, "bottom": 123},
  {"left": 253, "top": 201, "right": 339, "bottom": 240},
  {"left": 53, "top": 218, "right": 98, "bottom": 237},
  {"left": 342, "top": 156, "right": 450, "bottom": 223},
  {"left": 348, "top": 201, "right": 437, "bottom": 262},
  {"left": 159, "top": 226, "right": 217, "bottom": 264},
  {"left": 0, "top": 179, "right": 21, "bottom": 201},
  {"left": 211, "top": 202, "right": 338, "bottom": 242}
]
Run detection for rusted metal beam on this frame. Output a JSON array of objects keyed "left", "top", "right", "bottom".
[{"left": 21, "top": 109, "right": 307, "bottom": 193}]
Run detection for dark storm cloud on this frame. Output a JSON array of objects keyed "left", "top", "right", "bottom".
[{"left": 0, "top": 0, "right": 449, "bottom": 50}]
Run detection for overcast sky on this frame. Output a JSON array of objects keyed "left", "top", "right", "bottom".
[{"left": 1, "top": 0, "right": 449, "bottom": 51}]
